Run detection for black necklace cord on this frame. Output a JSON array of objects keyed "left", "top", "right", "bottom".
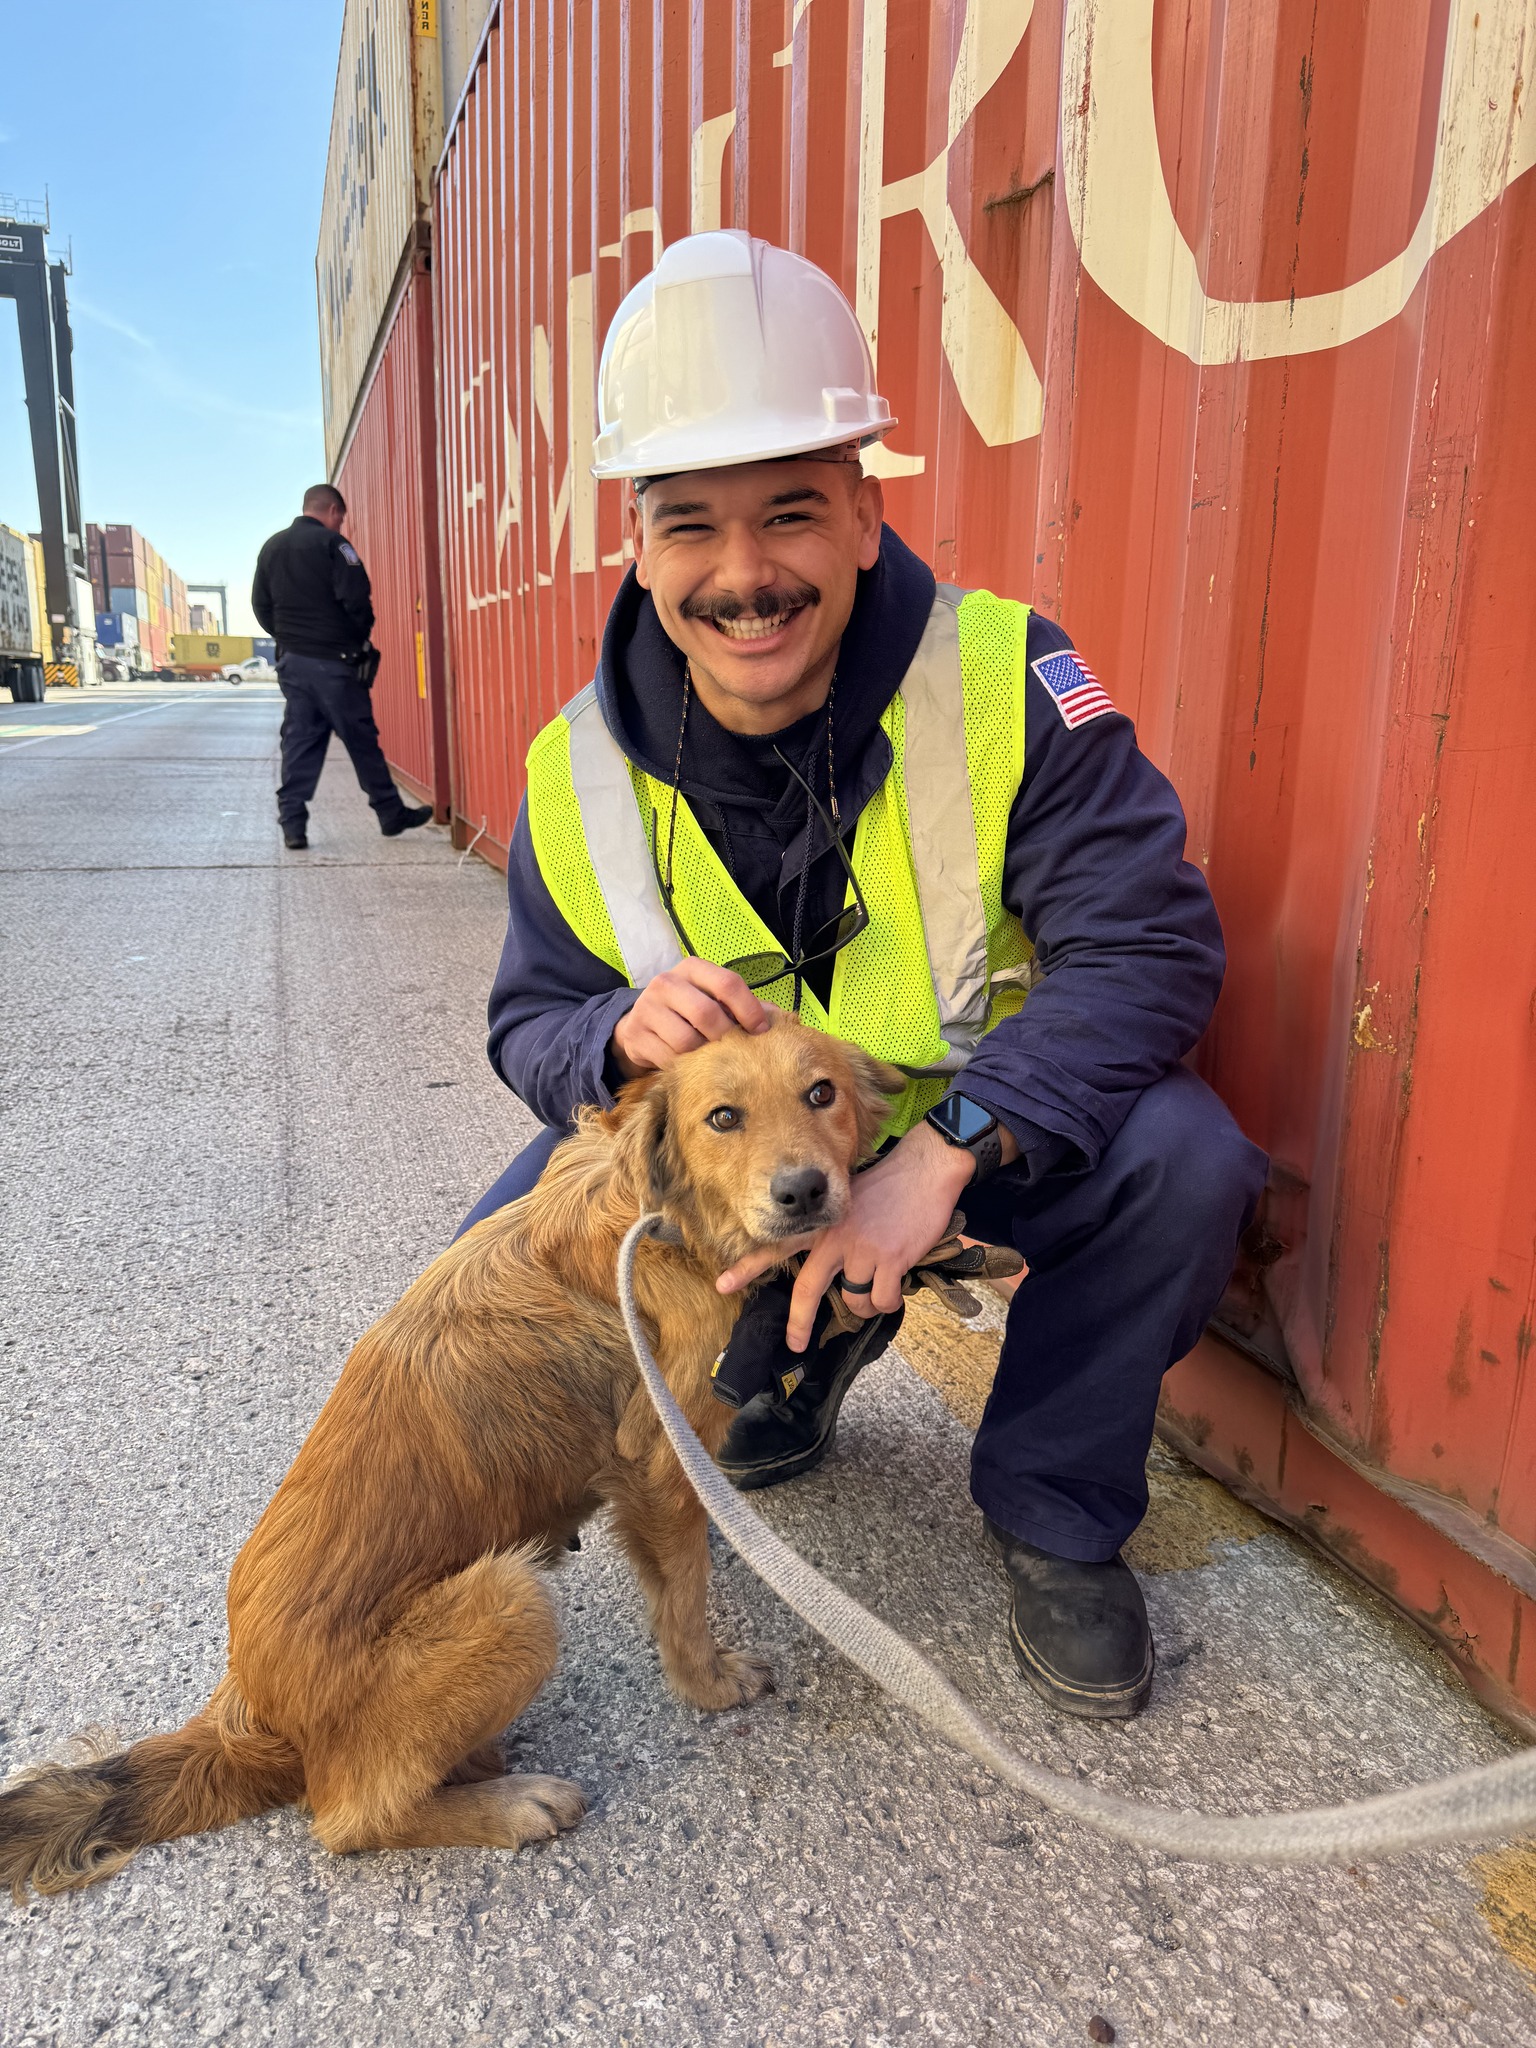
[
  {"left": 669, "top": 663, "right": 839, "bottom": 1012},
  {"left": 825, "top": 674, "right": 841, "bottom": 835},
  {"left": 664, "top": 664, "right": 694, "bottom": 913},
  {"left": 787, "top": 773, "right": 815, "bottom": 1013},
  {"left": 774, "top": 676, "right": 837, "bottom": 1016}
]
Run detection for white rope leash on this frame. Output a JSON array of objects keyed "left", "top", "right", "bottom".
[{"left": 618, "top": 1216, "right": 1536, "bottom": 1865}]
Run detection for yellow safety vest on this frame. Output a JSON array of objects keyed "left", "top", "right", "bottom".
[{"left": 526, "top": 584, "right": 1035, "bottom": 1134}]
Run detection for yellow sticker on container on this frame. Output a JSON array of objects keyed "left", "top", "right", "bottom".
[
  {"left": 414, "top": 0, "right": 437, "bottom": 35},
  {"left": 415, "top": 629, "right": 426, "bottom": 700}
]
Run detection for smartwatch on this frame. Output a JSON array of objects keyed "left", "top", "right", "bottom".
[{"left": 923, "top": 1092, "right": 1004, "bottom": 1183}]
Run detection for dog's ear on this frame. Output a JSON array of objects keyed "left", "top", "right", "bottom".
[
  {"left": 607, "top": 1067, "right": 687, "bottom": 1218},
  {"left": 843, "top": 1047, "right": 908, "bottom": 1156}
]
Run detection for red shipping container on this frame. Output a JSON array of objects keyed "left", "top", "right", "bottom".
[
  {"left": 428, "top": 0, "right": 1536, "bottom": 1722},
  {"left": 332, "top": 262, "right": 450, "bottom": 814}
]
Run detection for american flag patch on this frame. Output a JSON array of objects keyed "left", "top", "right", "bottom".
[{"left": 1032, "top": 649, "right": 1117, "bottom": 731}]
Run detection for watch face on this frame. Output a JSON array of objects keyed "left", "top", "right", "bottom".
[{"left": 930, "top": 1093, "right": 996, "bottom": 1146}]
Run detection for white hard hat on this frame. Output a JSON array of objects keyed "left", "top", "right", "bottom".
[{"left": 591, "top": 230, "right": 895, "bottom": 482}]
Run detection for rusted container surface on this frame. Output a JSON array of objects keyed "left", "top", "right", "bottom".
[
  {"left": 334, "top": 265, "right": 449, "bottom": 811},
  {"left": 318, "top": 0, "right": 446, "bottom": 472},
  {"left": 432, "top": 1, "right": 1536, "bottom": 1717}
]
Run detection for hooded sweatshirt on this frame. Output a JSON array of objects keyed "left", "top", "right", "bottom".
[{"left": 485, "top": 526, "right": 1225, "bottom": 1181}]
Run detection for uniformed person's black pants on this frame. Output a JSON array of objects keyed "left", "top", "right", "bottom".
[{"left": 275, "top": 651, "right": 409, "bottom": 830}]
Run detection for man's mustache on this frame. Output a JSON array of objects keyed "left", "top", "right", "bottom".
[{"left": 680, "top": 584, "right": 820, "bottom": 624}]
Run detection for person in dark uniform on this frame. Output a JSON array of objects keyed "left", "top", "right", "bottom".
[{"left": 251, "top": 484, "right": 432, "bottom": 851}]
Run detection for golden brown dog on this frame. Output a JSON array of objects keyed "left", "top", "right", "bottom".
[{"left": 0, "top": 1017, "right": 899, "bottom": 1899}]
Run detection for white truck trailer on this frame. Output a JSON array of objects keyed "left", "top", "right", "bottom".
[{"left": 1, "top": 524, "right": 47, "bottom": 702}]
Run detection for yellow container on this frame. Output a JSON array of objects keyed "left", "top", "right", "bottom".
[{"left": 171, "top": 634, "right": 255, "bottom": 669}]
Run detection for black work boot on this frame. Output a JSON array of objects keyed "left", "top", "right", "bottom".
[
  {"left": 717, "top": 1308, "right": 904, "bottom": 1490},
  {"left": 381, "top": 802, "right": 433, "bottom": 836},
  {"left": 281, "top": 823, "right": 308, "bottom": 850},
  {"left": 986, "top": 1518, "right": 1154, "bottom": 1720}
]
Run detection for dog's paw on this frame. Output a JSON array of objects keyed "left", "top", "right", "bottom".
[
  {"left": 499, "top": 1773, "right": 588, "bottom": 1843},
  {"left": 721, "top": 1649, "right": 777, "bottom": 1705},
  {"left": 677, "top": 1647, "right": 777, "bottom": 1711}
]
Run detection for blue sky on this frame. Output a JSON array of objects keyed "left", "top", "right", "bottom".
[{"left": 0, "top": 1, "right": 344, "bottom": 632}]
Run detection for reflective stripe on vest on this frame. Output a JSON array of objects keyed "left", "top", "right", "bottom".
[
  {"left": 525, "top": 585, "right": 1034, "bottom": 1134},
  {"left": 564, "top": 681, "right": 682, "bottom": 983},
  {"left": 903, "top": 586, "right": 992, "bottom": 1064}
]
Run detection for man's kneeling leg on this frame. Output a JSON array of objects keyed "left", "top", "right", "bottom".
[{"left": 965, "top": 1066, "right": 1266, "bottom": 1717}]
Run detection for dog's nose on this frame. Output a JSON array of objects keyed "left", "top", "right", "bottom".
[{"left": 770, "top": 1166, "right": 829, "bottom": 1219}]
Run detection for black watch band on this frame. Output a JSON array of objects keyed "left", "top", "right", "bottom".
[{"left": 923, "top": 1098, "right": 1005, "bottom": 1184}]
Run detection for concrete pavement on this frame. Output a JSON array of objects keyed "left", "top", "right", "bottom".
[{"left": 1, "top": 684, "right": 1533, "bottom": 2047}]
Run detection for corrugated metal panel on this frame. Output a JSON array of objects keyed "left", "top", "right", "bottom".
[
  {"left": 22, "top": 533, "right": 45, "bottom": 661},
  {"left": 430, "top": 0, "right": 1536, "bottom": 1716},
  {"left": 0, "top": 525, "right": 37, "bottom": 657},
  {"left": 95, "top": 611, "right": 138, "bottom": 650},
  {"left": 171, "top": 635, "right": 254, "bottom": 666},
  {"left": 438, "top": 0, "right": 493, "bottom": 122},
  {"left": 333, "top": 264, "right": 449, "bottom": 810},
  {"left": 317, "top": 0, "right": 426, "bottom": 473},
  {"left": 434, "top": 2, "right": 612, "bottom": 863}
]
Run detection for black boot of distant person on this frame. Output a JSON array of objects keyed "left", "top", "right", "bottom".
[
  {"left": 380, "top": 802, "right": 433, "bottom": 836},
  {"left": 275, "top": 794, "right": 308, "bottom": 851}
]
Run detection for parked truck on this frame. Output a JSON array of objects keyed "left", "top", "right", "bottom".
[{"left": 1, "top": 524, "right": 47, "bottom": 702}]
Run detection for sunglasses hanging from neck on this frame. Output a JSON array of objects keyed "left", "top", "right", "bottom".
[{"left": 649, "top": 665, "right": 870, "bottom": 1005}]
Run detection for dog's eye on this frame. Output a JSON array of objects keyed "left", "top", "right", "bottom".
[
  {"left": 806, "top": 1080, "right": 836, "bottom": 1109},
  {"left": 707, "top": 1105, "right": 743, "bottom": 1132}
]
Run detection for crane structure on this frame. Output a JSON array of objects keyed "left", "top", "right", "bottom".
[
  {"left": 185, "top": 582, "right": 230, "bottom": 634},
  {"left": 0, "top": 196, "right": 88, "bottom": 663}
]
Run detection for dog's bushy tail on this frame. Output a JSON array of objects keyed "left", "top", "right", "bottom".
[{"left": 0, "top": 1678, "right": 302, "bottom": 1902}]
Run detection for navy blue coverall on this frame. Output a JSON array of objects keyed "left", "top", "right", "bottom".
[{"left": 467, "top": 530, "right": 1267, "bottom": 1562}]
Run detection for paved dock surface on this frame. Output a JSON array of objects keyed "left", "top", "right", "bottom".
[{"left": 2, "top": 685, "right": 1533, "bottom": 2047}]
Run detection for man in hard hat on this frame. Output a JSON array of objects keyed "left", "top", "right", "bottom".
[{"left": 464, "top": 232, "right": 1266, "bottom": 1721}]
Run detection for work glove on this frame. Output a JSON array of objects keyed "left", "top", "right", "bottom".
[
  {"left": 817, "top": 1212, "right": 1024, "bottom": 1337},
  {"left": 708, "top": 1214, "right": 1024, "bottom": 1408},
  {"left": 708, "top": 1271, "right": 835, "bottom": 1409}
]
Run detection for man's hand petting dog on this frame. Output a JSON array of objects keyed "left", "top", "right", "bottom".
[
  {"left": 610, "top": 957, "right": 772, "bottom": 1078},
  {"left": 718, "top": 1120, "right": 980, "bottom": 1351}
]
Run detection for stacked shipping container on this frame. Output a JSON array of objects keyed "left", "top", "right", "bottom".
[
  {"left": 316, "top": 0, "right": 499, "bottom": 470},
  {"left": 86, "top": 522, "right": 194, "bottom": 670},
  {"left": 318, "top": 1, "right": 491, "bottom": 801},
  {"left": 321, "top": 0, "right": 1536, "bottom": 1727},
  {"left": 332, "top": 260, "right": 449, "bottom": 807}
]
